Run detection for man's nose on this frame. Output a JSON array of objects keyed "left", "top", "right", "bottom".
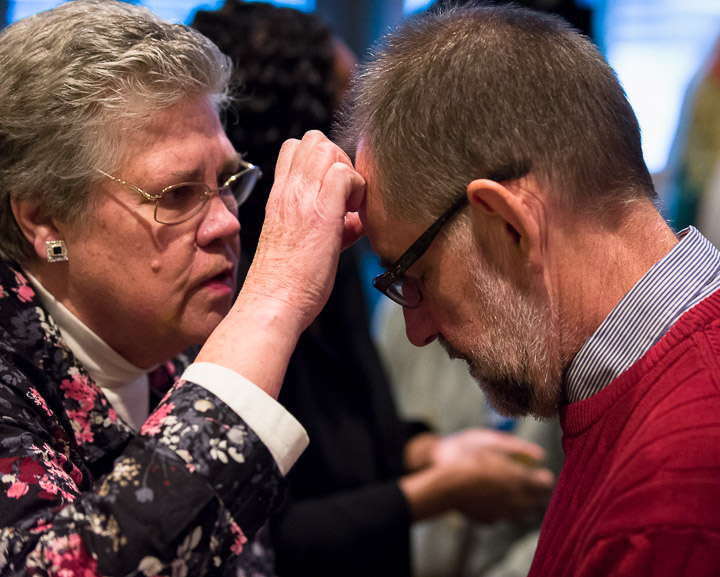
[{"left": 402, "top": 304, "right": 439, "bottom": 347}]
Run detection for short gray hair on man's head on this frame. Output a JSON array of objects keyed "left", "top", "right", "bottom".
[
  {"left": 338, "top": 3, "right": 655, "bottom": 223},
  {"left": 0, "top": 0, "right": 232, "bottom": 264}
]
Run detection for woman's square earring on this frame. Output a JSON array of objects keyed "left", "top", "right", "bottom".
[{"left": 46, "top": 240, "right": 68, "bottom": 263}]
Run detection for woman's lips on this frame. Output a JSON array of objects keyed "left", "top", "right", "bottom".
[{"left": 201, "top": 270, "right": 235, "bottom": 293}]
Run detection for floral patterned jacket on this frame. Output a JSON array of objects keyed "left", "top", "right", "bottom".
[{"left": 0, "top": 260, "right": 286, "bottom": 576}]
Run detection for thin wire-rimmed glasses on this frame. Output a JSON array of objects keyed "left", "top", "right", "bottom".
[
  {"left": 372, "top": 194, "right": 469, "bottom": 308},
  {"left": 96, "top": 159, "right": 262, "bottom": 225}
]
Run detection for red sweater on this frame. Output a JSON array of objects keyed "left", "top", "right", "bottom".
[{"left": 529, "top": 289, "right": 720, "bottom": 577}]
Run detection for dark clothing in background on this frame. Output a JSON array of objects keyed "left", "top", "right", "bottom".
[{"left": 270, "top": 248, "right": 424, "bottom": 577}]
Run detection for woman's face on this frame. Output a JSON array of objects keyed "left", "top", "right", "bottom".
[{"left": 56, "top": 94, "right": 242, "bottom": 368}]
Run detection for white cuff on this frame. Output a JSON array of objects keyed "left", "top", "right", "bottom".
[{"left": 181, "top": 362, "right": 308, "bottom": 476}]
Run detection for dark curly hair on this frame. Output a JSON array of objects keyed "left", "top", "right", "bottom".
[{"left": 192, "top": 1, "right": 337, "bottom": 254}]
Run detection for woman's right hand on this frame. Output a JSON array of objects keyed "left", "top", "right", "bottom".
[{"left": 196, "top": 131, "right": 365, "bottom": 398}]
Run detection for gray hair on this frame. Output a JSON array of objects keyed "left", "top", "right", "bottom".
[
  {"left": 337, "top": 3, "right": 656, "bottom": 222},
  {"left": 0, "top": 0, "right": 232, "bottom": 264}
]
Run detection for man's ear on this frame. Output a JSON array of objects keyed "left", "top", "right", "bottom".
[
  {"left": 465, "top": 178, "right": 545, "bottom": 274},
  {"left": 10, "top": 197, "right": 64, "bottom": 261}
]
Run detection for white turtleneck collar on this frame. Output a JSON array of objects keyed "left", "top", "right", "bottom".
[{"left": 25, "top": 271, "right": 152, "bottom": 431}]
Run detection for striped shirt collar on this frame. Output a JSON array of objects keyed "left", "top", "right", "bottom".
[{"left": 564, "top": 226, "right": 720, "bottom": 404}]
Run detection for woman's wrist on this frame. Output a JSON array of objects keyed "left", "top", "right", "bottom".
[{"left": 195, "top": 290, "right": 305, "bottom": 399}]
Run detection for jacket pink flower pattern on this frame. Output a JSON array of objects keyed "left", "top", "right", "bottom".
[{"left": 0, "top": 260, "right": 285, "bottom": 576}]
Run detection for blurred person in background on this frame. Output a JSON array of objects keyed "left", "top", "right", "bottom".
[
  {"left": 660, "top": 35, "right": 720, "bottom": 246},
  {"left": 375, "top": 298, "right": 564, "bottom": 577}
]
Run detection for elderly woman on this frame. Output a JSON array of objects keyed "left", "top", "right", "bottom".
[{"left": 0, "top": 1, "right": 363, "bottom": 575}]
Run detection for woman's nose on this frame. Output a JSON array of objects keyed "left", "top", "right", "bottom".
[{"left": 196, "top": 193, "right": 241, "bottom": 246}]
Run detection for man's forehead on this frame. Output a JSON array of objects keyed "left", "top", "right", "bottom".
[
  {"left": 355, "top": 147, "right": 376, "bottom": 226},
  {"left": 355, "top": 148, "right": 425, "bottom": 268}
]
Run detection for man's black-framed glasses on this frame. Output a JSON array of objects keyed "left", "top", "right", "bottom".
[{"left": 372, "top": 194, "right": 469, "bottom": 308}]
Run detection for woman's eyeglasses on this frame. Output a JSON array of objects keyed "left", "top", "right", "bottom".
[{"left": 97, "top": 159, "right": 262, "bottom": 225}]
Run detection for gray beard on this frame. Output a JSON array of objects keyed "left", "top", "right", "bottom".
[{"left": 438, "top": 262, "right": 563, "bottom": 419}]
